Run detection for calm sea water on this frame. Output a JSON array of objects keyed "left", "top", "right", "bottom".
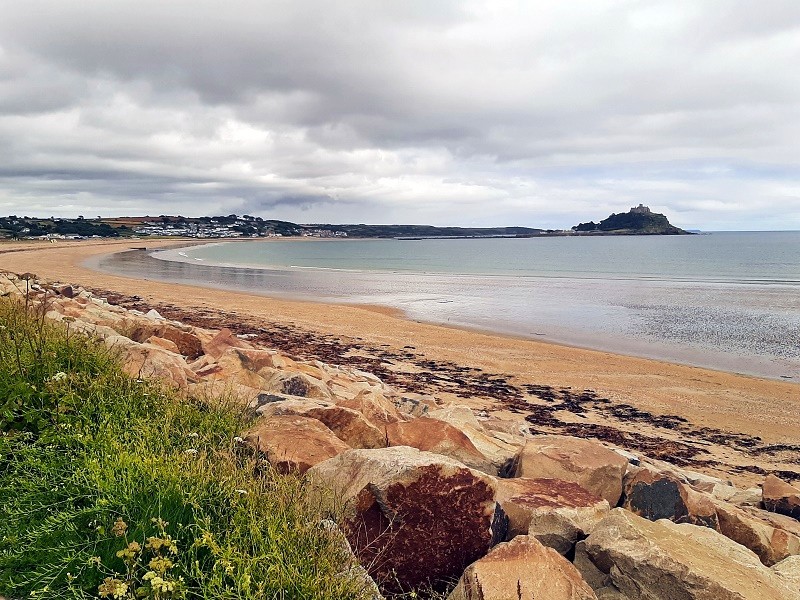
[{"left": 95, "top": 232, "right": 800, "bottom": 380}]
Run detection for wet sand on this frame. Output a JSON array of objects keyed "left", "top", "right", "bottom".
[{"left": 2, "top": 238, "right": 798, "bottom": 485}]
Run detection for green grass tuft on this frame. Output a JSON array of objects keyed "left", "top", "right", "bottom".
[{"left": 0, "top": 297, "right": 372, "bottom": 599}]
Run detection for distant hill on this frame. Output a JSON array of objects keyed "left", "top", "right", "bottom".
[
  {"left": 0, "top": 214, "right": 544, "bottom": 240},
  {"left": 307, "top": 223, "right": 543, "bottom": 238},
  {"left": 573, "top": 205, "right": 690, "bottom": 235}
]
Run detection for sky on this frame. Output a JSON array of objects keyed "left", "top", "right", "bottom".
[{"left": 0, "top": 1, "right": 799, "bottom": 230}]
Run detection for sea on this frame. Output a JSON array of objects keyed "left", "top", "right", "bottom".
[{"left": 93, "top": 232, "right": 800, "bottom": 381}]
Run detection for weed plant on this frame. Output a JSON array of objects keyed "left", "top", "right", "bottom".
[{"left": 0, "top": 296, "right": 371, "bottom": 599}]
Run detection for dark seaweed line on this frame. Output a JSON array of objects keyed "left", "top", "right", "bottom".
[{"left": 88, "top": 287, "right": 800, "bottom": 479}]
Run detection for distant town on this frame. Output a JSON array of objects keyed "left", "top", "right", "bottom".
[
  {"left": 0, "top": 214, "right": 349, "bottom": 241},
  {"left": 0, "top": 205, "right": 688, "bottom": 241}
]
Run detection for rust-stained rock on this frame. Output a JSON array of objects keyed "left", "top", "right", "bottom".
[
  {"left": 385, "top": 416, "right": 494, "bottom": 473},
  {"left": 256, "top": 398, "right": 386, "bottom": 449},
  {"left": 713, "top": 498, "right": 800, "bottom": 566},
  {"left": 512, "top": 435, "right": 629, "bottom": 506},
  {"left": 307, "top": 447, "right": 501, "bottom": 594},
  {"left": 244, "top": 414, "right": 350, "bottom": 474},
  {"left": 623, "top": 467, "right": 719, "bottom": 529},
  {"left": 318, "top": 520, "right": 385, "bottom": 600},
  {"left": 763, "top": 474, "right": 800, "bottom": 520},
  {"left": 447, "top": 535, "right": 597, "bottom": 600},
  {"left": 578, "top": 508, "right": 799, "bottom": 600},
  {"left": 745, "top": 504, "right": 800, "bottom": 539},
  {"left": 494, "top": 477, "right": 609, "bottom": 554}
]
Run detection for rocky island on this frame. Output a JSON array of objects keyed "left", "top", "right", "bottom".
[{"left": 573, "top": 204, "right": 690, "bottom": 235}]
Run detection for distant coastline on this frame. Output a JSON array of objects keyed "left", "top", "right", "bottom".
[{"left": 1, "top": 204, "right": 690, "bottom": 242}]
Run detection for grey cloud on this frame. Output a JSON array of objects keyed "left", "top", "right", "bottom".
[{"left": 0, "top": 0, "right": 798, "bottom": 228}]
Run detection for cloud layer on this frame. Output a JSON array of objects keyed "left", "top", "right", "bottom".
[{"left": 1, "top": 0, "right": 799, "bottom": 229}]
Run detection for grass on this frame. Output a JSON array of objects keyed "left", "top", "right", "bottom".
[{"left": 0, "top": 295, "right": 374, "bottom": 599}]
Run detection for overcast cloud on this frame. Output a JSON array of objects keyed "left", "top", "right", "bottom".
[{"left": 0, "top": 0, "right": 799, "bottom": 229}]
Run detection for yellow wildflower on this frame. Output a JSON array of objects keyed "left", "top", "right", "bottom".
[
  {"left": 98, "top": 577, "right": 128, "bottom": 599},
  {"left": 111, "top": 517, "right": 128, "bottom": 537}
]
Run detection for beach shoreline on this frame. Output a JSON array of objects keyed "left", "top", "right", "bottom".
[
  {"left": 1, "top": 237, "right": 799, "bottom": 486},
  {"left": 110, "top": 237, "right": 800, "bottom": 382}
]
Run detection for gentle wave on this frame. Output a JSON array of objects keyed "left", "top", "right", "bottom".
[
  {"left": 97, "top": 243, "right": 800, "bottom": 381},
  {"left": 154, "top": 250, "right": 800, "bottom": 287}
]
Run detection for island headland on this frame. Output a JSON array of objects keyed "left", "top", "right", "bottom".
[{"left": 573, "top": 204, "right": 691, "bottom": 235}]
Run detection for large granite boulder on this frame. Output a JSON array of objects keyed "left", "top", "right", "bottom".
[
  {"left": 199, "top": 327, "right": 251, "bottom": 359},
  {"left": 727, "top": 486, "right": 764, "bottom": 507},
  {"left": 105, "top": 335, "right": 195, "bottom": 389},
  {"left": 256, "top": 398, "right": 386, "bottom": 449},
  {"left": 318, "top": 520, "right": 385, "bottom": 600},
  {"left": 244, "top": 415, "right": 350, "bottom": 474},
  {"left": 336, "top": 390, "right": 406, "bottom": 428},
  {"left": 447, "top": 535, "right": 597, "bottom": 600},
  {"left": 197, "top": 348, "right": 270, "bottom": 389},
  {"left": 494, "top": 477, "right": 609, "bottom": 554},
  {"left": 220, "top": 347, "right": 285, "bottom": 373},
  {"left": 188, "top": 380, "right": 262, "bottom": 406},
  {"left": 428, "top": 405, "right": 522, "bottom": 473},
  {"left": 262, "top": 371, "right": 333, "bottom": 401},
  {"left": 774, "top": 555, "right": 800, "bottom": 592},
  {"left": 385, "top": 417, "right": 494, "bottom": 473},
  {"left": 577, "top": 508, "right": 799, "bottom": 599},
  {"left": 713, "top": 498, "right": 800, "bottom": 565},
  {"left": 307, "top": 447, "right": 502, "bottom": 593},
  {"left": 144, "top": 335, "right": 181, "bottom": 354},
  {"left": 127, "top": 323, "right": 204, "bottom": 359},
  {"left": 763, "top": 474, "right": 800, "bottom": 520},
  {"left": 623, "top": 467, "right": 719, "bottom": 529},
  {"left": 512, "top": 435, "right": 629, "bottom": 506}
]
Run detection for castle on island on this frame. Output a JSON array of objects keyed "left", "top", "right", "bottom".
[{"left": 629, "top": 204, "right": 652, "bottom": 214}]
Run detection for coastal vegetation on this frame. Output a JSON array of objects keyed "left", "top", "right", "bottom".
[
  {"left": 0, "top": 215, "right": 125, "bottom": 239},
  {"left": 0, "top": 297, "right": 372, "bottom": 599}
]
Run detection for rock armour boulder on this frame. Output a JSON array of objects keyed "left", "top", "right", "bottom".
[
  {"left": 623, "top": 467, "right": 719, "bottom": 529},
  {"left": 244, "top": 414, "right": 350, "bottom": 474},
  {"left": 256, "top": 398, "right": 386, "bottom": 449},
  {"left": 578, "top": 508, "right": 800, "bottom": 599},
  {"left": 512, "top": 435, "right": 629, "bottom": 506},
  {"left": 428, "top": 405, "right": 522, "bottom": 473},
  {"left": 773, "top": 555, "right": 800, "bottom": 592},
  {"left": 494, "top": 477, "right": 609, "bottom": 553},
  {"left": 447, "top": 535, "right": 597, "bottom": 600},
  {"left": 763, "top": 474, "right": 800, "bottom": 520},
  {"left": 307, "top": 447, "right": 501, "bottom": 594},
  {"left": 385, "top": 416, "right": 495, "bottom": 474},
  {"left": 713, "top": 498, "right": 800, "bottom": 566}
]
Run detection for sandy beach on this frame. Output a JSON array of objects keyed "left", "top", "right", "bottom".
[{"left": 1, "top": 238, "right": 798, "bottom": 486}]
